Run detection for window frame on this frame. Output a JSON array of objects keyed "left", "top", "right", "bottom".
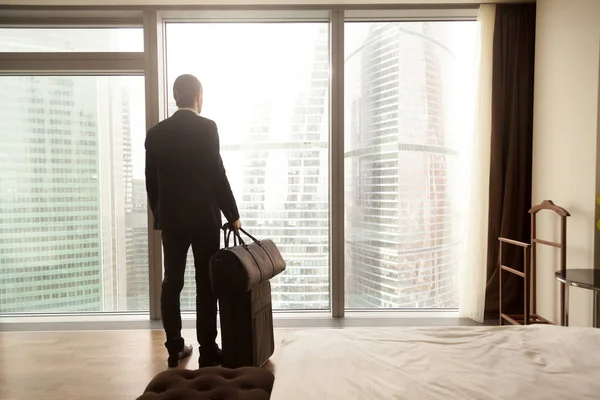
[
  {"left": 0, "top": 5, "right": 477, "bottom": 322},
  {"left": 159, "top": 10, "right": 337, "bottom": 316},
  {"left": 0, "top": 10, "right": 146, "bottom": 72},
  {"left": 0, "top": 16, "right": 149, "bottom": 317},
  {"left": 342, "top": 11, "right": 478, "bottom": 313},
  {"left": 344, "top": 8, "right": 479, "bottom": 22}
]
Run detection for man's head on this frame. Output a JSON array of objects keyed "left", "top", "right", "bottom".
[{"left": 173, "top": 74, "right": 203, "bottom": 113}]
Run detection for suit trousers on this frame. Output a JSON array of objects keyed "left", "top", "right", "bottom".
[{"left": 161, "top": 229, "right": 220, "bottom": 354}]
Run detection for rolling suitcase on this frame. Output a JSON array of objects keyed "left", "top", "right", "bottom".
[
  {"left": 209, "top": 225, "right": 286, "bottom": 368},
  {"left": 218, "top": 280, "right": 275, "bottom": 368}
]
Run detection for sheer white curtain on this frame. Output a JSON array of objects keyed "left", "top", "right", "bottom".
[{"left": 459, "top": 4, "right": 496, "bottom": 322}]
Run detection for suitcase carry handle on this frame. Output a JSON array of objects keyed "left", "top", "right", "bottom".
[
  {"left": 222, "top": 223, "right": 260, "bottom": 247},
  {"left": 222, "top": 224, "right": 264, "bottom": 282},
  {"left": 223, "top": 224, "right": 245, "bottom": 248},
  {"left": 224, "top": 228, "right": 240, "bottom": 248}
]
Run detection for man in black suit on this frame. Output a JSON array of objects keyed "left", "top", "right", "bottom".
[{"left": 145, "top": 74, "right": 241, "bottom": 368}]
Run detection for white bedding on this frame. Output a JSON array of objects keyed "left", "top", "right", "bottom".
[{"left": 271, "top": 325, "right": 600, "bottom": 400}]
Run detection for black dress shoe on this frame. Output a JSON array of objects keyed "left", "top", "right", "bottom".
[
  {"left": 168, "top": 344, "right": 193, "bottom": 368},
  {"left": 199, "top": 346, "right": 222, "bottom": 368}
]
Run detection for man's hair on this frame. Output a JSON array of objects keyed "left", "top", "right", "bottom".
[{"left": 173, "top": 74, "right": 202, "bottom": 108}]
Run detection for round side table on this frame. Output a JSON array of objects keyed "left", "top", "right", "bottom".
[{"left": 555, "top": 269, "right": 600, "bottom": 327}]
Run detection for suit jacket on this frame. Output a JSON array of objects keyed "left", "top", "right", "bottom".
[{"left": 145, "top": 110, "right": 240, "bottom": 233}]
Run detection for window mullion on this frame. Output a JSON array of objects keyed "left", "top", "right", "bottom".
[
  {"left": 330, "top": 9, "right": 345, "bottom": 318},
  {"left": 143, "top": 10, "right": 165, "bottom": 321}
]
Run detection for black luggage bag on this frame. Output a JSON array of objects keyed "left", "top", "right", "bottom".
[
  {"left": 209, "top": 225, "right": 286, "bottom": 368},
  {"left": 218, "top": 280, "right": 275, "bottom": 368}
]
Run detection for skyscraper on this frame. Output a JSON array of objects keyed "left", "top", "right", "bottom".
[
  {"left": 267, "top": 26, "right": 330, "bottom": 309},
  {"left": 345, "top": 22, "right": 459, "bottom": 309},
  {"left": 98, "top": 79, "right": 132, "bottom": 311},
  {"left": 214, "top": 26, "right": 330, "bottom": 310},
  {"left": 0, "top": 31, "right": 139, "bottom": 313},
  {"left": 126, "top": 179, "right": 149, "bottom": 310},
  {"left": 0, "top": 75, "right": 104, "bottom": 312}
]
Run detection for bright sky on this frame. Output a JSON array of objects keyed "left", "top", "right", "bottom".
[{"left": 165, "top": 23, "right": 325, "bottom": 140}]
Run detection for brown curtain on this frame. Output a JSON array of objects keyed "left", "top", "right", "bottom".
[{"left": 484, "top": 4, "right": 537, "bottom": 319}]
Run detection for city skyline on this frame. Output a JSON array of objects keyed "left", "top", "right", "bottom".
[
  {"left": 0, "top": 29, "right": 148, "bottom": 313},
  {"left": 345, "top": 22, "right": 468, "bottom": 308},
  {"left": 1, "top": 22, "right": 476, "bottom": 313}
]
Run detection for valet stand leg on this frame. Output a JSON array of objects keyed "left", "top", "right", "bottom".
[{"left": 524, "top": 247, "right": 530, "bottom": 325}]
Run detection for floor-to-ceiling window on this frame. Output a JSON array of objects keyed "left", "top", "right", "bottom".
[
  {"left": 0, "top": 27, "right": 149, "bottom": 313},
  {"left": 0, "top": 8, "right": 479, "bottom": 318},
  {"left": 164, "top": 21, "right": 331, "bottom": 311},
  {"left": 344, "top": 20, "right": 477, "bottom": 309}
]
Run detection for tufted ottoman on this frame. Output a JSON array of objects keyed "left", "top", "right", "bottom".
[{"left": 136, "top": 367, "right": 275, "bottom": 400}]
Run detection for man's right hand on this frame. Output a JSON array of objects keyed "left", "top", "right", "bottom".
[{"left": 231, "top": 219, "right": 242, "bottom": 230}]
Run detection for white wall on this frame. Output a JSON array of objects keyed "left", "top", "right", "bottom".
[{"left": 532, "top": 0, "right": 600, "bottom": 327}]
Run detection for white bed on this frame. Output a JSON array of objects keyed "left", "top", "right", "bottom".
[{"left": 270, "top": 325, "right": 600, "bottom": 400}]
